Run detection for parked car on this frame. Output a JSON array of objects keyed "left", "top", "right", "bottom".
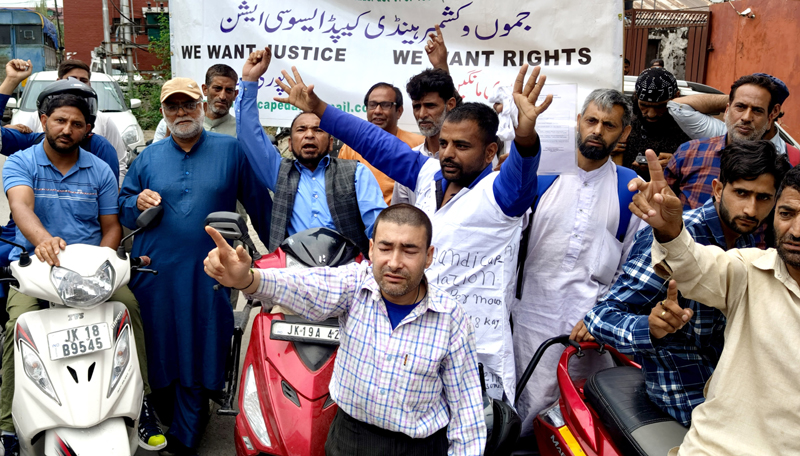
[
  {"left": 7, "top": 70, "right": 145, "bottom": 151},
  {"left": 623, "top": 75, "right": 799, "bottom": 149}
]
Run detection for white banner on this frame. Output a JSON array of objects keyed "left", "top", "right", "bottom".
[{"left": 170, "top": 0, "right": 623, "bottom": 133}]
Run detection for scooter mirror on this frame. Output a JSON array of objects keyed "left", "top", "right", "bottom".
[
  {"left": 204, "top": 211, "right": 248, "bottom": 241},
  {"left": 136, "top": 205, "right": 164, "bottom": 230}
]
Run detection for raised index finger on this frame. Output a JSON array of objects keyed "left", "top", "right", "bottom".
[
  {"left": 205, "top": 226, "right": 232, "bottom": 251},
  {"left": 646, "top": 149, "right": 667, "bottom": 184},
  {"left": 434, "top": 23, "right": 442, "bottom": 39}
]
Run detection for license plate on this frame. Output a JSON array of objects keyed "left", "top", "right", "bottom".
[
  {"left": 47, "top": 323, "right": 112, "bottom": 361},
  {"left": 270, "top": 321, "right": 340, "bottom": 345}
]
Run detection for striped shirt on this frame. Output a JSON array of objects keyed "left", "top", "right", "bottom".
[
  {"left": 664, "top": 134, "right": 726, "bottom": 210},
  {"left": 584, "top": 198, "right": 756, "bottom": 425},
  {"left": 250, "top": 261, "right": 487, "bottom": 455}
]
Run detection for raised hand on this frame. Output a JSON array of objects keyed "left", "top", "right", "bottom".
[
  {"left": 242, "top": 47, "right": 271, "bottom": 82},
  {"left": 512, "top": 65, "right": 553, "bottom": 148},
  {"left": 628, "top": 149, "right": 684, "bottom": 241},
  {"left": 203, "top": 226, "right": 254, "bottom": 290},
  {"left": 0, "top": 59, "right": 32, "bottom": 95},
  {"left": 425, "top": 24, "right": 449, "bottom": 72},
  {"left": 273, "top": 66, "right": 327, "bottom": 118},
  {"left": 648, "top": 280, "right": 693, "bottom": 339}
]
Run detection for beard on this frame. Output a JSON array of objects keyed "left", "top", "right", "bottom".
[
  {"left": 718, "top": 197, "right": 761, "bottom": 235},
  {"left": 725, "top": 112, "right": 770, "bottom": 143},
  {"left": 775, "top": 228, "right": 800, "bottom": 269},
  {"left": 418, "top": 108, "right": 448, "bottom": 137},
  {"left": 376, "top": 265, "right": 424, "bottom": 298},
  {"left": 577, "top": 131, "right": 618, "bottom": 161},
  {"left": 208, "top": 98, "right": 230, "bottom": 117},
  {"left": 168, "top": 112, "right": 204, "bottom": 140},
  {"left": 44, "top": 125, "right": 81, "bottom": 155}
]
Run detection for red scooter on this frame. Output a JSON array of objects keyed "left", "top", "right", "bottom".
[{"left": 517, "top": 335, "right": 688, "bottom": 456}]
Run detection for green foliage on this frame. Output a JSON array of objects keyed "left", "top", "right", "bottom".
[
  {"left": 149, "top": 14, "right": 171, "bottom": 79},
  {"left": 126, "top": 82, "right": 163, "bottom": 130},
  {"left": 127, "top": 15, "right": 170, "bottom": 130}
]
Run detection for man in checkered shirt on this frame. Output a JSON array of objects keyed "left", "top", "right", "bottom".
[
  {"left": 576, "top": 140, "right": 789, "bottom": 426},
  {"left": 665, "top": 73, "right": 786, "bottom": 210},
  {"left": 204, "top": 204, "right": 486, "bottom": 455}
]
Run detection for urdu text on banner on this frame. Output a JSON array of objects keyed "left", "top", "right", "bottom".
[{"left": 170, "top": 0, "right": 623, "bottom": 134}]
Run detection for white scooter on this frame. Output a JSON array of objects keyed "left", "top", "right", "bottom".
[{"left": 1, "top": 207, "right": 162, "bottom": 456}]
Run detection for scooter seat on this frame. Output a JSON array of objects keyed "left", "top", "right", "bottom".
[{"left": 584, "top": 366, "right": 688, "bottom": 456}]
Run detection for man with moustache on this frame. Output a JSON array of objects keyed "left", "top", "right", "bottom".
[
  {"left": 628, "top": 150, "right": 800, "bottom": 455},
  {"left": 512, "top": 89, "right": 643, "bottom": 434},
  {"left": 0, "top": 89, "right": 157, "bottom": 455},
  {"left": 118, "top": 78, "right": 271, "bottom": 456},
  {"left": 153, "top": 64, "right": 241, "bottom": 141},
  {"left": 580, "top": 141, "right": 789, "bottom": 427},
  {"left": 236, "top": 51, "right": 386, "bottom": 255},
  {"left": 268, "top": 53, "right": 552, "bottom": 403},
  {"left": 203, "top": 204, "right": 486, "bottom": 455},
  {"left": 338, "top": 83, "right": 424, "bottom": 205},
  {"left": 666, "top": 74, "right": 784, "bottom": 210}
]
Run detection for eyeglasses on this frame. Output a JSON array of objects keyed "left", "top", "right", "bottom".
[
  {"left": 162, "top": 101, "right": 199, "bottom": 114},
  {"left": 366, "top": 101, "right": 396, "bottom": 111}
]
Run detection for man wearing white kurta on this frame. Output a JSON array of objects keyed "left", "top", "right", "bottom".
[
  {"left": 263, "top": 52, "right": 553, "bottom": 401},
  {"left": 513, "top": 89, "right": 642, "bottom": 430}
]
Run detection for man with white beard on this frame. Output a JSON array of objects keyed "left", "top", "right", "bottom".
[
  {"left": 118, "top": 77, "right": 271, "bottom": 455},
  {"left": 392, "top": 68, "right": 459, "bottom": 205},
  {"left": 665, "top": 74, "right": 784, "bottom": 210}
]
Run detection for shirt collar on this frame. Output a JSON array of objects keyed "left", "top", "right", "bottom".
[
  {"left": 204, "top": 112, "right": 232, "bottom": 128},
  {"left": 34, "top": 142, "right": 93, "bottom": 169},
  {"left": 699, "top": 197, "right": 757, "bottom": 248},
  {"left": 751, "top": 249, "right": 800, "bottom": 297},
  {"left": 361, "top": 265, "right": 447, "bottom": 314},
  {"left": 433, "top": 163, "right": 493, "bottom": 192},
  {"left": 293, "top": 154, "right": 331, "bottom": 172},
  {"left": 168, "top": 129, "right": 207, "bottom": 154}
]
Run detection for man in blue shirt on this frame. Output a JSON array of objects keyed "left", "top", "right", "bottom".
[
  {"left": 579, "top": 140, "right": 790, "bottom": 426},
  {"left": 250, "top": 46, "right": 551, "bottom": 401},
  {"left": 0, "top": 90, "right": 164, "bottom": 454},
  {"left": 236, "top": 58, "right": 385, "bottom": 256}
]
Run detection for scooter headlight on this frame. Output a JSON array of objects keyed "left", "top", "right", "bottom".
[
  {"left": 20, "top": 340, "right": 60, "bottom": 405},
  {"left": 107, "top": 326, "right": 131, "bottom": 398},
  {"left": 50, "top": 260, "right": 116, "bottom": 308},
  {"left": 243, "top": 364, "right": 271, "bottom": 447}
]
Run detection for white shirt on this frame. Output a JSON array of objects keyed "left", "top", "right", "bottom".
[
  {"left": 512, "top": 159, "right": 642, "bottom": 426},
  {"left": 667, "top": 100, "right": 787, "bottom": 154},
  {"left": 24, "top": 110, "right": 128, "bottom": 184},
  {"left": 391, "top": 141, "right": 436, "bottom": 206}
]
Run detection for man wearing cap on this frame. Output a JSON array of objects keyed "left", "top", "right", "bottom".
[
  {"left": 664, "top": 73, "right": 786, "bottom": 210},
  {"left": 118, "top": 78, "right": 272, "bottom": 456},
  {"left": 621, "top": 68, "right": 690, "bottom": 181}
]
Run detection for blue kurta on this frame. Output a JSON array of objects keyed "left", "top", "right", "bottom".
[{"left": 119, "top": 130, "right": 271, "bottom": 390}]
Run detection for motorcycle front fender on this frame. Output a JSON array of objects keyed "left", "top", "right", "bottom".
[{"left": 41, "top": 418, "right": 137, "bottom": 456}]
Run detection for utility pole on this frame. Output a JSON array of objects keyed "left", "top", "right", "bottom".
[
  {"left": 53, "top": 0, "right": 63, "bottom": 62},
  {"left": 102, "top": 0, "right": 112, "bottom": 74},
  {"left": 120, "top": 0, "right": 135, "bottom": 90}
]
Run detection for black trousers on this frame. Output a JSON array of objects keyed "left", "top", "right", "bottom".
[{"left": 325, "top": 409, "right": 448, "bottom": 456}]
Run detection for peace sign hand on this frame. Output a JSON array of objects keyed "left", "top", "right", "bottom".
[
  {"left": 628, "top": 150, "right": 684, "bottom": 242},
  {"left": 512, "top": 65, "right": 553, "bottom": 148}
]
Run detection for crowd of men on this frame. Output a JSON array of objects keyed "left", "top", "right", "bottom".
[{"left": 0, "top": 22, "right": 797, "bottom": 456}]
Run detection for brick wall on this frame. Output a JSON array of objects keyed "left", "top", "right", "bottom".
[{"left": 63, "top": 0, "right": 167, "bottom": 72}]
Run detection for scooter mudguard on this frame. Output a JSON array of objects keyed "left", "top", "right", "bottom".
[
  {"left": 12, "top": 302, "right": 142, "bottom": 442},
  {"left": 42, "top": 418, "right": 136, "bottom": 456}
]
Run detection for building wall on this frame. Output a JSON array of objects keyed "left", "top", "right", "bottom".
[
  {"left": 63, "top": 0, "right": 167, "bottom": 72},
  {"left": 706, "top": 0, "right": 799, "bottom": 138}
]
